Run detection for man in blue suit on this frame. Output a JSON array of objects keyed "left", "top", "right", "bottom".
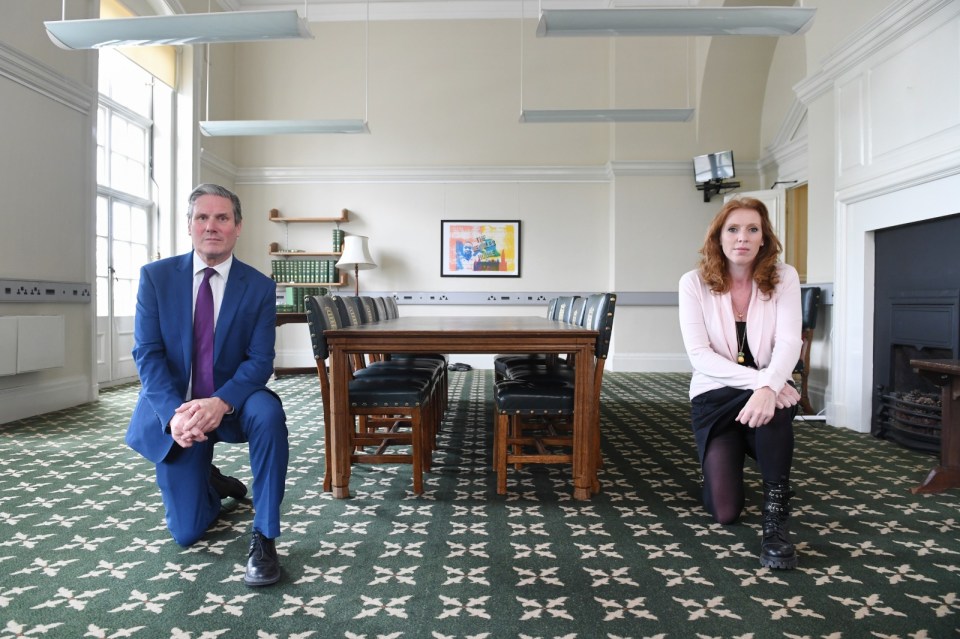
[{"left": 126, "top": 183, "right": 288, "bottom": 587}]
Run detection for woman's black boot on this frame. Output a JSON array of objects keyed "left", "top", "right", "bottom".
[{"left": 759, "top": 481, "right": 798, "bottom": 570}]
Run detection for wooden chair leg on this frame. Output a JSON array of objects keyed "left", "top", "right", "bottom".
[
  {"left": 496, "top": 412, "right": 510, "bottom": 495},
  {"left": 411, "top": 412, "right": 424, "bottom": 495},
  {"left": 799, "top": 369, "right": 814, "bottom": 414},
  {"left": 323, "top": 420, "right": 332, "bottom": 493}
]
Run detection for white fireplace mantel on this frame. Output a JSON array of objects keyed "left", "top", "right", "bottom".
[
  {"left": 831, "top": 169, "right": 960, "bottom": 432},
  {"left": 817, "top": 0, "right": 960, "bottom": 432}
]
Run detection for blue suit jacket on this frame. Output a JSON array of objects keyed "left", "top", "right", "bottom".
[{"left": 126, "top": 252, "right": 278, "bottom": 464}]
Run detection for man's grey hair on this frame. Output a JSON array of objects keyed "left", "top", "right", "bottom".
[{"left": 186, "top": 184, "right": 242, "bottom": 224}]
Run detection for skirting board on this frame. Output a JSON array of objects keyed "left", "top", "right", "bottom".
[{"left": 0, "top": 375, "right": 95, "bottom": 425}]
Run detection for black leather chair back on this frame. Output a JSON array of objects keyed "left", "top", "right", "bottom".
[
  {"left": 555, "top": 296, "right": 579, "bottom": 322},
  {"left": 358, "top": 296, "right": 379, "bottom": 322},
  {"left": 581, "top": 293, "right": 617, "bottom": 359},
  {"left": 305, "top": 295, "right": 345, "bottom": 362},
  {"left": 383, "top": 296, "right": 400, "bottom": 319},
  {"left": 800, "top": 287, "right": 821, "bottom": 331},
  {"left": 570, "top": 297, "right": 587, "bottom": 325},
  {"left": 373, "top": 297, "right": 389, "bottom": 322},
  {"left": 546, "top": 298, "right": 558, "bottom": 319},
  {"left": 335, "top": 296, "right": 366, "bottom": 327}
]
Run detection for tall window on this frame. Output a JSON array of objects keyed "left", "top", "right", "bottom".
[{"left": 96, "top": 49, "right": 164, "bottom": 383}]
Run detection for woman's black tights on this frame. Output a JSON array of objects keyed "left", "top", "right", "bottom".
[{"left": 701, "top": 408, "right": 794, "bottom": 525}]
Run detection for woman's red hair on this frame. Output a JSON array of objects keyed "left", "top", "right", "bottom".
[{"left": 698, "top": 197, "right": 783, "bottom": 296}]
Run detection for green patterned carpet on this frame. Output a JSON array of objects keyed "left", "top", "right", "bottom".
[{"left": 1, "top": 371, "right": 958, "bottom": 638}]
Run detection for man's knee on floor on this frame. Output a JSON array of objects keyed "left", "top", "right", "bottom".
[{"left": 169, "top": 522, "right": 207, "bottom": 547}]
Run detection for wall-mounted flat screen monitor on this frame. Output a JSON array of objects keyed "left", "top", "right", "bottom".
[{"left": 693, "top": 150, "right": 735, "bottom": 183}]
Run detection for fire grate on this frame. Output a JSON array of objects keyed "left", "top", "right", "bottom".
[{"left": 878, "top": 390, "right": 942, "bottom": 454}]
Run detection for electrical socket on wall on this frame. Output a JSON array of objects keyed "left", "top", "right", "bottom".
[
  {"left": 379, "top": 292, "right": 560, "bottom": 305},
  {"left": 0, "top": 279, "right": 92, "bottom": 303}
]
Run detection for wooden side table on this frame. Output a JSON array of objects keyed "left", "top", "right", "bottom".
[
  {"left": 909, "top": 359, "right": 960, "bottom": 494},
  {"left": 274, "top": 313, "right": 315, "bottom": 377}
]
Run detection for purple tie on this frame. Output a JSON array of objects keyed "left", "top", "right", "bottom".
[{"left": 192, "top": 267, "right": 216, "bottom": 399}]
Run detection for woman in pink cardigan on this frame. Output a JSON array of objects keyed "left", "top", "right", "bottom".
[{"left": 678, "top": 197, "right": 802, "bottom": 570}]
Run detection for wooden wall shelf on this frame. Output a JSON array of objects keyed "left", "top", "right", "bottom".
[
  {"left": 268, "top": 242, "right": 341, "bottom": 258},
  {"left": 269, "top": 208, "right": 349, "bottom": 223}
]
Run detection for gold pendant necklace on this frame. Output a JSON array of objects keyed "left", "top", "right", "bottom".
[
  {"left": 732, "top": 301, "right": 746, "bottom": 321},
  {"left": 736, "top": 324, "right": 746, "bottom": 364},
  {"left": 733, "top": 294, "right": 749, "bottom": 363}
]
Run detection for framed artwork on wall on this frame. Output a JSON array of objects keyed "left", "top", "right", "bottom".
[{"left": 441, "top": 220, "right": 521, "bottom": 277}]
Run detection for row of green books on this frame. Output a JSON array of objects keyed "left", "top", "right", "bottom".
[
  {"left": 276, "top": 286, "right": 328, "bottom": 314},
  {"left": 271, "top": 260, "right": 341, "bottom": 284}
]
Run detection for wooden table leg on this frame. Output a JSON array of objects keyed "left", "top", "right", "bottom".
[
  {"left": 911, "top": 373, "right": 960, "bottom": 494},
  {"left": 572, "top": 345, "right": 596, "bottom": 501},
  {"left": 329, "top": 345, "right": 353, "bottom": 499}
]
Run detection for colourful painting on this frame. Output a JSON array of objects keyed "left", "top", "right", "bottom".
[{"left": 441, "top": 220, "right": 521, "bottom": 277}]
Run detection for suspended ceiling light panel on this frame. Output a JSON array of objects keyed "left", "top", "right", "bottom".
[
  {"left": 199, "top": 119, "right": 370, "bottom": 136},
  {"left": 45, "top": 9, "right": 313, "bottom": 49},
  {"left": 537, "top": 6, "right": 816, "bottom": 37},
  {"left": 520, "top": 108, "right": 695, "bottom": 123}
]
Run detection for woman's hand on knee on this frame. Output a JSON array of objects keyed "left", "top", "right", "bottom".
[
  {"left": 775, "top": 383, "right": 801, "bottom": 409},
  {"left": 737, "top": 387, "right": 776, "bottom": 428}
]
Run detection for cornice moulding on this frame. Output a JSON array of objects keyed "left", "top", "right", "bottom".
[
  {"left": 770, "top": 98, "right": 806, "bottom": 150},
  {"left": 0, "top": 42, "right": 94, "bottom": 114},
  {"left": 200, "top": 148, "right": 240, "bottom": 180},
  {"left": 608, "top": 161, "right": 692, "bottom": 177},
  {"left": 230, "top": 161, "right": 749, "bottom": 184},
  {"left": 234, "top": 165, "right": 612, "bottom": 184},
  {"left": 795, "top": 0, "right": 954, "bottom": 106}
]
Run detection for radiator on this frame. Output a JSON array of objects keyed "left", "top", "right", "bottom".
[{"left": 0, "top": 315, "right": 66, "bottom": 376}]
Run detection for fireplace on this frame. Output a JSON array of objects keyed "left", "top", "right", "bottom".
[{"left": 871, "top": 214, "right": 960, "bottom": 453}]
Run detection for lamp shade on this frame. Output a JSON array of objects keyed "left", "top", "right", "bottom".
[
  {"left": 44, "top": 10, "right": 313, "bottom": 50},
  {"left": 336, "top": 236, "right": 377, "bottom": 271}
]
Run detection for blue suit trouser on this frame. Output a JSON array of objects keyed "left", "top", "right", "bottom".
[{"left": 155, "top": 390, "right": 288, "bottom": 547}]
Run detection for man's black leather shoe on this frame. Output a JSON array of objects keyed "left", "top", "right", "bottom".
[
  {"left": 210, "top": 465, "right": 247, "bottom": 500},
  {"left": 244, "top": 530, "right": 281, "bottom": 587}
]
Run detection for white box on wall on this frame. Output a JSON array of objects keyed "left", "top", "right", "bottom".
[
  {"left": 0, "top": 317, "right": 16, "bottom": 376},
  {"left": 0, "top": 315, "right": 66, "bottom": 376},
  {"left": 17, "top": 316, "right": 65, "bottom": 373}
]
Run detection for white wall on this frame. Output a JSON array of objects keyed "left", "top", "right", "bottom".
[
  {"left": 204, "top": 17, "right": 787, "bottom": 374},
  {"left": 0, "top": 1, "right": 918, "bottom": 424},
  {"left": 823, "top": 0, "right": 960, "bottom": 432},
  {"left": 0, "top": 0, "right": 98, "bottom": 423}
]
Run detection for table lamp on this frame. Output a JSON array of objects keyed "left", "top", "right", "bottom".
[{"left": 336, "top": 235, "right": 377, "bottom": 296}]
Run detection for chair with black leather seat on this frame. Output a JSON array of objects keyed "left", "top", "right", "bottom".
[
  {"left": 333, "top": 295, "right": 445, "bottom": 445},
  {"left": 305, "top": 295, "right": 434, "bottom": 494},
  {"left": 569, "top": 296, "right": 587, "bottom": 325},
  {"left": 494, "top": 296, "right": 579, "bottom": 381},
  {"left": 492, "top": 293, "right": 616, "bottom": 495},
  {"left": 358, "top": 296, "right": 380, "bottom": 322},
  {"left": 794, "top": 286, "right": 821, "bottom": 415},
  {"left": 373, "top": 296, "right": 390, "bottom": 323},
  {"left": 336, "top": 296, "right": 372, "bottom": 370},
  {"left": 338, "top": 295, "right": 367, "bottom": 326},
  {"left": 383, "top": 296, "right": 400, "bottom": 319},
  {"left": 371, "top": 296, "right": 448, "bottom": 409}
]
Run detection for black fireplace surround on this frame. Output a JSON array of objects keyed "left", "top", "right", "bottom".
[{"left": 872, "top": 214, "right": 960, "bottom": 453}]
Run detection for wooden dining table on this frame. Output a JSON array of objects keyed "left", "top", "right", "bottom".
[{"left": 325, "top": 315, "right": 600, "bottom": 500}]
